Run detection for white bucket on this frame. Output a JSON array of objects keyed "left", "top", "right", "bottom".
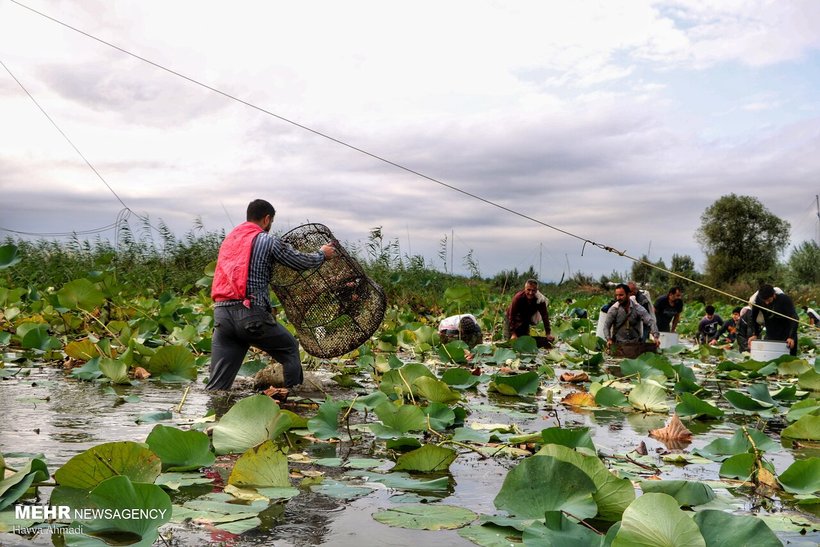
[
  {"left": 750, "top": 340, "right": 789, "bottom": 362},
  {"left": 658, "top": 332, "right": 679, "bottom": 349}
]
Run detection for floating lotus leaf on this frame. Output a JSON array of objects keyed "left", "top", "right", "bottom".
[
  {"left": 307, "top": 399, "right": 345, "bottom": 440},
  {"left": 57, "top": 278, "right": 104, "bottom": 311},
  {"left": 413, "top": 376, "right": 461, "bottom": 403},
  {"left": 718, "top": 453, "right": 775, "bottom": 481},
  {"left": 55, "top": 441, "right": 161, "bottom": 489},
  {"left": 458, "top": 523, "right": 523, "bottom": 546},
  {"left": 537, "top": 443, "right": 635, "bottom": 521},
  {"left": 494, "top": 455, "right": 598, "bottom": 519},
  {"left": 440, "top": 367, "right": 480, "bottom": 389},
  {"left": 379, "top": 363, "right": 435, "bottom": 397},
  {"left": 99, "top": 357, "right": 129, "bottom": 384},
  {"left": 310, "top": 479, "right": 374, "bottom": 500},
  {"left": 66, "top": 475, "right": 171, "bottom": 547},
  {"left": 20, "top": 324, "right": 61, "bottom": 351},
  {"left": 65, "top": 339, "right": 100, "bottom": 361},
  {"left": 522, "top": 511, "right": 604, "bottom": 546},
  {"left": 693, "top": 510, "right": 781, "bottom": 546},
  {"left": 393, "top": 444, "right": 457, "bottom": 472},
  {"left": 777, "top": 457, "right": 820, "bottom": 494},
  {"left": 211, "top": 395, "right": 292, "bottom": 455},
  {"left": 0, "top": 458, "right": 49, "bottom": 511},
  {"left": 540, "top": 426, "right": 596, "bottom": 455},
  {"left": 146, "top": 345, "right": 197, "bottom": 381},
  {"left": 693, "top": 428, "right": 778, "bottom": 461},
  {"left": 145, "top": 425, "right": 215, "bottom": 472},
  {"left": 489, "top": 371, "right": 540, "bottom": 396},
  {"left": 639, "top": 480, "right": 716, "bottom": 507},
  {"left": 423, "top": 402, "right": 456, "bottom": 431},
  {"left": 675, "top": 392, "right": 724, "bottom": 419},
  {"left": 781, "top": 415, "right": 820, "bottom": 441},
  {"left": 798, "top": 368, "right": 820, "bottom": 391},
  {"left": 629, "top": 381, "right": 669, "bottom": 412},
  {"left": 370, "top": 402, "right": 427, "bottom": 438},
  {"left": 228, "top": 440, "right": 289, "bottom": 488},
  {"left": 595, "top": 386, "right": 630, "bottom": 407},
  {"left": 612, "top": 493, "right": 706, "bottom": 547},
  {"left": 373, "top": 503, "right": 476, "bottom": 530}
]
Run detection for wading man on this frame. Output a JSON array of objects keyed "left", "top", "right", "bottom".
[
  {"left": 603, "top": 283, "right": 660, "bottom": 351},
  {"left": 206, "top": 199, "right": 336, "bottom": 396},
  {"left": 505, "top": 279, "right": 554, "bottom": 346}
]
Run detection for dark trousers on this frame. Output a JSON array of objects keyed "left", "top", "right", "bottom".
[{"left": 206, "top": 305, "right": 303, "bottom": 390}]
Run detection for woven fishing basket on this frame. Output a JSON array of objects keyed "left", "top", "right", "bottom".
[{"left": 270, "top": 223, "right": 386, "bottom": 358}]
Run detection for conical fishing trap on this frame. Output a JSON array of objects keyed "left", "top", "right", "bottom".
[{"left": 270, "top": 223, "right": 386, "bottom": 358}]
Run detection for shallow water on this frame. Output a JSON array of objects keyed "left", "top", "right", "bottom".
[{"left": 1, "top": 353, "right": 818, "bottom": 546}]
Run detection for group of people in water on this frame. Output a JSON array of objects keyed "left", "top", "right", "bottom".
[{"left": 437, "top": 278, "right": 811, "bottom": 357}]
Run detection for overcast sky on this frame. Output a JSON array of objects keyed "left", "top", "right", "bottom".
[{"left": 1, "top": 0, "right": 819, "bottom": 282}]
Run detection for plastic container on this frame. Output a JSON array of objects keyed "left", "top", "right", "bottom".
[
  {"left": 658, "top": 332, "right": 679, "bottom": 349},
  {"left": 750, "top": 340, "right": 789, "bottom": 362}
]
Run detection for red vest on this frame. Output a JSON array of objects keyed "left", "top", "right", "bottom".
[{"left": 211, "top": 222, "right": 263, "bottom": 302}]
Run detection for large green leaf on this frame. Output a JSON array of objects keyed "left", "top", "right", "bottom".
[
  {"left": 522, "top": 511, "right": 604, "bottom": 546},
  {"left": 393, "top": 444, "right": 457, "bottom": 472},
  {"left": 379, "top": 363, "right": 435, "bottom": 398},
  {"left": 57, "top": 278, "right": 104, "bottom": 310},
  {"left": 693, "top": 510, "right": 781, "bottom": 547},
  {"left": 595, "top": 386, "right": 630, "bottom": 408},
  {"left": 628, "top": 381, "right": 669, "bottom": 412},
  {"left": 0, "top": 458, "right": 49, "bottom": 511},
  {"left": 370, "top": 402, "right": 427, "bottom": 438},
  {"left": 724, "top": 390, "right": 773, "bottom": 411},
  {"left": 675, "top": 392, "right": 724, "bottom": 419},
  {"left": 20, "top": 324, "right": 61, "bottom": 351},
  {"left": 493, "top": 455, "right": 598, "bottom": 519},
  {"left": 639, "top": 480, "right": 716, "bottom": 507},
  {"left": 227, "top": 440, "right": 289, "bottom": 488},
  {"left": 694, "top": 428, "right": 778, "bottom": 461},
  {"left": 540, "top": 426, "right": 596, "bottom": 456},
  {"left": 488, "top": 371, "right": 540, "bottom": 396},
  {"left": 538, "top": 443, "right": 635, "bottom": 521},
  {"left": 211, "top": 395, "right": 292, "bottom": 455},
  {"left": 412, "top": 376, "right": 461, "bottom": 403},
  {"left": 423, "top": 402, "right": 456, "bottom": 431},
  {"left": 777, "top": 457, "right": 820, "bottom": 494},
  {"left": 145, "top": 425, "right": 215, "bottom": 472},
  {"left": 66, "top": 475, "right": 171, "bottom": 547},
  {"left": 781, "top": 415, "right": 820, "bottom": 441},
  {"left": 307, "top": 399, "right": 345, "bottom": 440},
  {"left": 0, "top": 244, "right": 21, "bottom": 269},
  {"left": 612, "top": 493, "right": 706, "bottom": 547},
  {"left": 55, "top": 441, "right": 162, "bottom": 489},
  {"left": 440, "top": 367, "right": 480, "bottom": 390},
  {"left": 372, "top": 503, "right": 476, "bottom": 530},
  {"left": 146, "top": 345, "right": 197, "bottom": 381},
  {"left": 98, "top": 357, "right": 130, "bottom": 384},
  {"left": 798, "top": 368, "right": 820, "bottom": 391},
  {"left": 718, "top": 453, "right": 775, "bottom": 480}
]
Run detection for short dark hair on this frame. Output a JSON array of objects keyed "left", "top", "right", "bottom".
[
  {"left": 615, "top": 283, "right": 630, "bottom": 294},
  {"left": 668, "top": 286, "right": 681, "bottom": 296},
  {"left": 758, "top": 284, "right": 775, "bottom": 300},
  {"left": 247, "top": 199, "right": 276, "bottom": 222},
  {"left": 732, "top": 307, "right": 742, "bottom": 314},
  {"left": 705, "top": 305, "right": 715, "bottom": 315}
]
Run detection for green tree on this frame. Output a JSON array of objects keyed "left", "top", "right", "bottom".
[
  {"left": 696, "top": 194, "right": 790, "bottom": 285},
  {"left": 787, "top": 240, "right": 820, "bottom": 286}
]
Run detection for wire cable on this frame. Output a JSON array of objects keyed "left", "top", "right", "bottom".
[{"left": 5, "top": 0, "right": 815, "bottom": 331}]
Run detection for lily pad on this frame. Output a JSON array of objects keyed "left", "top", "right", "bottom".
[
  {"left": 393, "top": 444, "right": 457, "bottom": 472},
  {"left": 595, "top": 386, "right": 630, "bottom": 408},
  {"left": 440, "top": 367, "right": 480, "bottom": 389},
  {"left": 628, "top": 381, "right": 669, "bottom": 413},
  {"left": 778, "top": 457, "right": 820, "bottom": 494},
  {"left": 370, "top": 402, "right": 427, "bottom": 438},
  {"left": 55, "top": 441, "right": 161, "bottom": 489},
  {"left": 0, "top": 458, "right": 49, "bottom": 511},
  {"left": 372, "top": 503, "right": 476, "bottom": 530},
  {"left": 228, "top": 440, "right": 289, "bottom": 488},
  {"left": 66, "top": 475, "right": 171, "bottom": 547},
  {"left": 307, "top": 399, "right": 345, "bottom": 440},
  {"left": 540, "top": 426, "right": 596, "bottom": 456},
  {"left": 493, "top": 455, "right": 598, "bottom": 519},
  {"left": 781, "top": 415, "right": 820, "bottom": 441},
  {"left": 412, "top": 376, "right": 462, "bottom": 404},
  {"left": 675, "top": 392, "right": 724, "bottom": 419},
  {"left": 211, "top": 394, "right": 293, "bottom": 454},
  {"left": 146, "top": 345, "right": 197, "bottom": 381},
  {"left": 639, "top": 480, "right": 716, "bottom": 507},
  {"left": 612, "top": 493, "right": 706, "bottom": 547},
  {"left": 692, "top": 510, "right": 781, "bottom": 547},
  {"left": 310, "top": 479, "right": 374, "bottom": 500},
  {"left": 522, "top": 511, "right": 604, "bottom": 546},
  {"left": 488, "top": 371, "right": 540, "bottom": 396},
  {"left": 457, "top": 523, "right": 523, "bottom": 546},
  {"left": 57, "top": 278, "right": 104, "bottom": 311},
  {"left": 145, "top": 424, "right": 215, "bottom": 472}
]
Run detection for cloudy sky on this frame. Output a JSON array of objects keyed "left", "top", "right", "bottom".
[{"left": 1, "top": 0, "right": 819, "bottom": 282}]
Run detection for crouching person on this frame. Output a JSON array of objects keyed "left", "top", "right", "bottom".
[{"left": 438, "top": 314, "right": 483, "bottom": 348}]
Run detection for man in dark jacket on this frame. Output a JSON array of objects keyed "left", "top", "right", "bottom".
[
  {"left": 713, "top": 306, "right": 755, "bottom": 352},
  {"left": 654, "top": 286, "right": 683, "bottom": 333},
  {"left": 506, "top": 279, "right": 553, "bottom": 343},
  {"left": 749, "top": 284, "right": 799, "bottom": 356}
]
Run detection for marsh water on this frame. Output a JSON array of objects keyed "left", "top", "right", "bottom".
[{"left": 1, "top": 351, "right": 818, "bottom": 546}]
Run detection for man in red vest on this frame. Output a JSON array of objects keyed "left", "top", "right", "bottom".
[{"left": 207, "top": 199, "right": 336, "bottom": 393}]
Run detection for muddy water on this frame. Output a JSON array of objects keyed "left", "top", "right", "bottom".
[{"left": 1, "top": 355, "right": 818, "bottom": 546}]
